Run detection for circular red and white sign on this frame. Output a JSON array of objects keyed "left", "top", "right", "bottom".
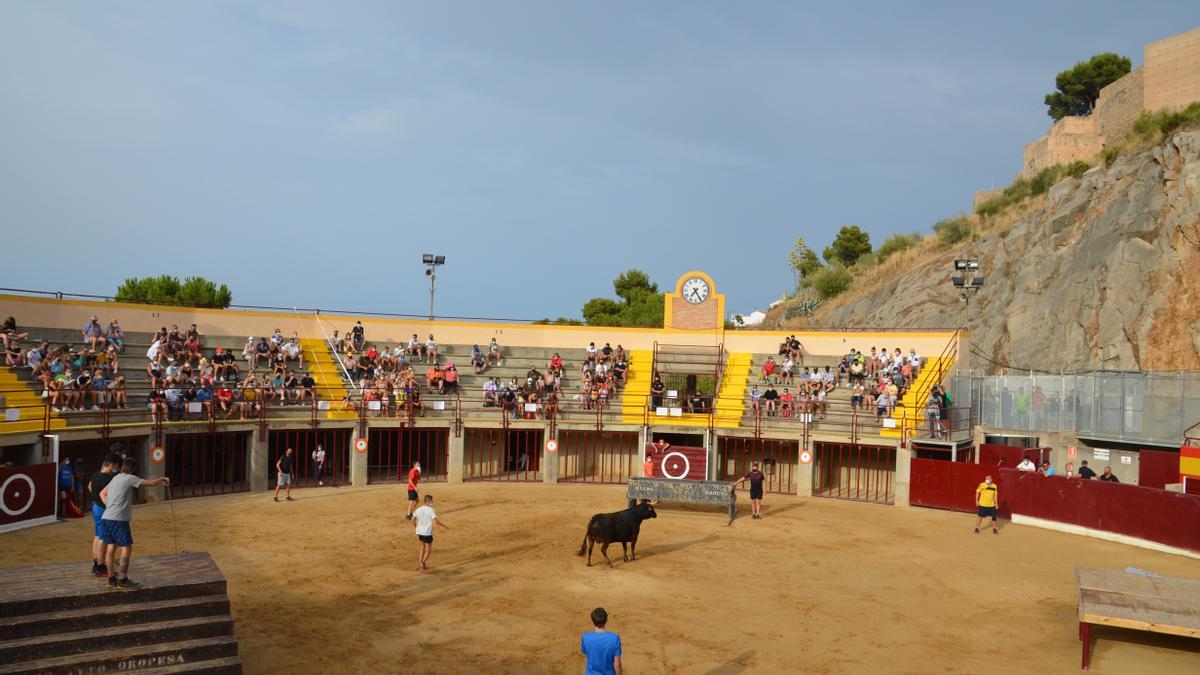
[
  {"left": 545, "top": 439, "right": 558, "bottom": 453},
  {"left": 661, "top": 451, "right": 691, "bottom": 480},
  {"left": 150, "top": 447, "right": 166, "bottom": 464},
  {"left": 1, "top": 473, "right": 36, "bottom": 517},
  {"left": 799, "top": 450, "right": 812, "bottom": 465},
  {"left": 354, "top": 438, "right": 368, "bottom": 453}
]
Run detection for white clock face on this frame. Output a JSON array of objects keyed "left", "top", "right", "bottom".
[{"left": 682, "top": 277, "right": 710, "bottom": 304}]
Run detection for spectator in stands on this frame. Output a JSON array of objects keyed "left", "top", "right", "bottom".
[
  {"left": 1014, "top": 387, "right": 1030, "bottom": 427},
  {"left": 585, "top": 342, "right": 598, "bottom": 364},
  {"left": 406, "top": 334, "right": 423, "bottom": 360},
  {"left": 333, "top": 330, "right": 345, "bottom": 354},
  {"left": 82, "top": 316, "right": 104, "bottom": 350},
  {"left": 613, "top": 359, "right": 627, "bottom": 384},
  {"left": 762, "top": 385, "right": 779, "bottom": 417},
  {"left": 1016, "top": 456, "right": 1037, "bottom": 472},
  {"left": 1, "top": 317, "right": 29, "bottom": 351},
  {"left": 779, "top": 388, "right": 793, "bottom": 418},
  {"left": 488, "top": 338, "right": 504, "bottom": 366},
  {"left": 425, "top": 363, "right": 444, "bottom": 393},
  {"left": 471, "top": 345, "right": 486, "bottom": 374},
  {"left": 600, "top": 343, "right": 614, "bottom": 364},
  {"left": 788, "top": 335, "right": 804, "bottom": 365},
  {"left": 650, "top": 376, "right": 665, "bottom": 409},
  {"left": 851, "top": 382, "right": 865, "bottom": 412},
  {"left": 749, "top": 385, "right": 762, "bottom": 416},
  {"left": 269, "top": 329, "right": 285, "bottom": 355},
  {"left": 483, "top": 377, "right": 498, "bottom": 407},
  {"left": 215, "top": 384, "right": 234, "bottom": 418},
  {"left": 1038, "top": 461, "right": 1055, "bottom": 477},
  {"left": 111, "top": 375, "right": 127, "bottom": 409},
  {"left": 1077, "top": 460, "right": 1097, "bottom": 479},
  {"left": 425, "top": 335, "right": 438, "bottom": 364},
  {"left": 283, "top": 336, "right": 303, "bottom": 367},
  {"left": 443, "top": 364, "right": 459, "bottom": 395},
  {"left": 1098, "top": 467, "right": 1120, "bottom": 483},
  {"left": 780, "top": 356, "right": 795, "bottom": 384},
  {"left": 300, "top": 372, "right": 316, "bottom": 402},
  {"left": 271, "top": 349, "right": 287, "bottom": 376},
  {"left": 105, "top": 320, "right": 124, "bottom": 352},
  {"left": 284, "top": 370, "right": 301, "bottom": 404},
  {"left": 351, "top": 321, "right": 365, "bottom": 352}
]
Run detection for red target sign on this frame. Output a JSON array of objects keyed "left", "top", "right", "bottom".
[
  {"left": 648, "top": 445, "right": 707, "bottom": 481},
  {"left": 0, "top": 464, "right": 56, "bottom": 529}
]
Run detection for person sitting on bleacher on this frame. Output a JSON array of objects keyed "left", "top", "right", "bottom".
[
  {"left": 471, "top": 345, "right": 486, "bottom": 374},
  {"left": 488, "top": 338, "right": 503, "bottom": 366},
  {"left": 426, "top": 363, "right": 444, "bottom": 393},
  {"left": 425, "top": 335, "right": 438, "bottom": 364},
  {"left": 351, "top": 321, "right": 365, "bottom": 352},
  {"left": 105, "top": 320, "right": 124, "bottom": 353},
  {"left": 443, "top": 364, "right": 459, "bottom": 395},
  {"left": 2, "top": 317, "right": 29, "bottom": 351},
  {"left": 82, "top": 317, "right": 105, "bottom": 351},
  {"left": 283, "top": 336, "right": 303, "bottom": 367},
  {"left": 548, "top": 352, "right": 564, "bottom": 377},
  {"left": 483, "top": 377, "right": 498, "bottom": 407},
  {"left": 407, "top": 334, "right": 423, "bottom": 360},
  {"left": 613, "top": 359, "right": 627, "bottom": 384}
]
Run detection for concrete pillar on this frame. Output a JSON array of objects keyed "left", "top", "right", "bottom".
[
  {"left": 542, "top": 426, "right": 558, "bottom": 484},
  {"left": 349, "top": 426, "right": 369, "bottom": 487},
  {"left": 796, "top": 438, "right": 814, "bottom": 496},
  {"left": 249, "top": 430, "right": 269, "bottom": 492},
  {"left": 894, "top": 442, "right": 912, "bottom": 508},
  {"left": 447, "top": 428, "right": 464, "bottom": 483},
  {"left": 137, "top": 436, "right": 166, "bottom": 503}
]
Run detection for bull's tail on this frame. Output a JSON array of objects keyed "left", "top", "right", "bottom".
[{"left": 577, "top": 517, "right": 595, "bottom": 556}]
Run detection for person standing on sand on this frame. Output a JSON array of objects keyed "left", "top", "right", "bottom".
[
  {"left": 974, "top": 475, "right": 999, "bottom": 535},
  {"left": 413, "top": 494, "right": 448, "bottom": 573},
  {"left": 580, "top": 607, "right": 622, "bottom": 675},
  {"left": 732, "top": 462, "right": 767, "bottom": 519},
  {"left": 274, "top": 447, "right": 295, "bottom": 502},
  {"left": 405, "top": 461, "right": 422, "bottom": 521}
]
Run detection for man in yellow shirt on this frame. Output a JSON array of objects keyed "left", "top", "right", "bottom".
[{"left": 974, "top": 476, "right": 999, "bottom": 535}]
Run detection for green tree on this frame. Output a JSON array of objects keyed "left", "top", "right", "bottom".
[
  {"left": 822, "top": 225, "right": 872, "bottom": 267},
  {"left": 876, "top": 232, "right": 922, "bottom": 263},
  {"left": 1044, "top": 53, "right": 1131, "bottom": 121},
  {"left": 787, "top": 236, "right": 822, "bottom": 286},
  {"left": 581, "top": 269, "right": 664, "bottom": 327},
  {"left": 933, "top": 216, "right": 973, "bottom": 248},
  {"left": 800, "top": 264, "right": 852, "bottom": 300},
  {"left": 114, "top": 275, "right": 232, "bottom": 308}
]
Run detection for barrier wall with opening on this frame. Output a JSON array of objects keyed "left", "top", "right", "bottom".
[
  {"left": 266, "top": 429, "right": 351, "bottom": 489},
  {"left": 812, "top": 442, "right": 895, "bottom": 504},
  {"left": 557, "top": 430, "right": 639, "bottom": 484},
  {"left": 716, "top": 437, "right": 798, "bottom": 495},
  {"left": 167, "top": 432, "right": 249, "bottom": 499},
  {"left": 367, "top": 428, "right": 448, "bottom": 484},
  {"left": 464, "top": 428, "right": 541, "bottom": 482}
]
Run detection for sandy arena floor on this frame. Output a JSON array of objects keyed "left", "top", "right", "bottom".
[{"left": 3, "top": 483, "right": 1198, "bottom": 674}]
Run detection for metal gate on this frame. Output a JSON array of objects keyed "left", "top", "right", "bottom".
[
  {"left": 59, "top": 437, "right": 147, "bottom": 509},
  {"left": 167, "top": 432, "right": 250, "bottom": 499},
  {"left": 716, "top": 437, "right": 798, "bottom": 495},
  {"left": 367, "top": 428, "right": 448, "bottom": 484},
  {"left": 267, "top": 429, "right": 351, "bottom": 488},
  {"left": 812, "top": 442, "right": 895, "bottom": 504},
  {"left": 464, "top": 428, "right": 541, "bottom": 481},
  {"left": 558, "top": 430, "right": 638, "bottom": 484}
]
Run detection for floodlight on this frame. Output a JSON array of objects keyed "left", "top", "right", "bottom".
[
  {"left": 434, "top": 255, "right": 446, "bottom": 265},
  {"left": 971, "top": 276, "right": 985, "bottom": 288},
  {"left": 952, "top": 276, "right": 965, "bottom": 287},
  {"left": 422, "top": 254, "right": 434, "bottom": 264}
]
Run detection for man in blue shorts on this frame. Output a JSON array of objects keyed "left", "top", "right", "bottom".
[
  {"left": 99, "top": 458, "right": 170, "bottom": 589},
  {"left": 581, "top": 607, "right": 622, "bottom": 675},
  {"left": 86, "top": 453, "right": 121, "bottom": 577}
]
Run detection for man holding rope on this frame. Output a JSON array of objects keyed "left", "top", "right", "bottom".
[{"left": 99, "top": 458, "right": 170, "bottom": 589}]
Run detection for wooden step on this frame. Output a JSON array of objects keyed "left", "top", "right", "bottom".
[
  {"left": 0, "top": 635, "right": 238, "bottom": 675},
  {"left": 0, "top": 615, "right": 234, "bottom": 663},
  {"left": 0, "top": 553, "right": 226, "bottom": 618},
  {"left": 0, "top": 594, "right": 231, "bottom": 640}
]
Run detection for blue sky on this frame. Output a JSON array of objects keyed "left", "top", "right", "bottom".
[{"left": 1, "top": 2, "right": 1196, "bottom": 320}]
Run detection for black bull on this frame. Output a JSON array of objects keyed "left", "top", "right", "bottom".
[{"left": 577, "top": 501, "right": 657, "bottom": 567}]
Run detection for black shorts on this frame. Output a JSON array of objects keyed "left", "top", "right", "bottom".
[
  {"left": 407, "top": 489, "right": 419, "bottom": 501},
  {"left": 749, "top": 487, "right": 764, "bottom": 500},
  {"left": 417, "top": 534, "right": 433, "bottom": 544},
  {"left": 977, "top": 506, "right": 997, "bottom": 519}
]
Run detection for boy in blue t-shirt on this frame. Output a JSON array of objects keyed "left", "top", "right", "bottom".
[{"left": 580, "top": 607, "right": 622, "bottom": 675}]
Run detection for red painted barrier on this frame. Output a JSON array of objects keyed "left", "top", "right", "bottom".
[
  {"left": 978, "top": 444, "right": 1050, "bottom": 468},
  {"left": 910, "top": 459, "right": 1004, "bottom": 513},
  {"left": 0, "top": 463, "right": 57, "bottom": 530},
  {"left": 1138, "top": 449, "right": 1180, "bottom": 489},
  {"left": 648, "top": 445, "right": 706, "bottom": 481},
  {"left": 999, "top": 468, "right": 1200, "bottom": 553}
]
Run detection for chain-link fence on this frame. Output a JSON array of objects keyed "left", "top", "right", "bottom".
[{"left": 947, "top": 371, "right": 1200, "bottom": 446}]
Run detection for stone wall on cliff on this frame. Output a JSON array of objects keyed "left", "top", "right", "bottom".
[{"left": 813, "top": 131, "right": 1200, "bottom": 373}]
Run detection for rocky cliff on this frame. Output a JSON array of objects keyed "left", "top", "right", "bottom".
[{"left": 808, "top": 131, "right": 1200, "bottom": 373}]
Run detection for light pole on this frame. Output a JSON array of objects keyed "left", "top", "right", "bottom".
[
  {"left": 423, "top": 254, "right": 445, "bottom": 321},
  {"left": 952, "top": 258, "right": 984, "bottom": 310}
]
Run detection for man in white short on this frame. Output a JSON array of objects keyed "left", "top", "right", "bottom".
[
  {"left": 1016, "top": 456, "right": 1038, "bottom": 472},
  {"left": 413, "top": 495, "right": 449, "bottom": 574}
]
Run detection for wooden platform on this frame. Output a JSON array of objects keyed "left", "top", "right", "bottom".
[
  {"left": 0, "top": 552, "right": 241, "bottom": 674},
  {"left": 1075, "top": 567, "right": 1200, "bottom": 670}
]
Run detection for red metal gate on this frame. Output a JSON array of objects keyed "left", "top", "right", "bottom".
[
  {"left": 558, "top": 430, "right": 638, "bottom": 484},
  {"left": 167, "top": 432, "right": 249, "bottom": 499},
  {"left": 367, "top": 428, "right": 449, "bottom": 484},
  {"left": 464, "top": 428, "right": 541, "bottom": 481},
  {"left": 813, "top": 442, "right": 895, "bottom": 504},
  {"left": 717, "top": 437, "right": 797, "bottom": 495},
  {"left": 267, "top": 429, "right": 351, "bottom": 488}
]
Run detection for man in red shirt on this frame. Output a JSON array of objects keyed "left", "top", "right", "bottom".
[{"left": 405, "top": 462, "right": 422, "bottom": 521}]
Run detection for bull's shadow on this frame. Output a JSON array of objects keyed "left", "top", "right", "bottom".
[{"left": 628, "top": 532, "right": 718, "bottom": 559}]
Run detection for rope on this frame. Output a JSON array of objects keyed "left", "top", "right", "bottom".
[{"left": 166, "top": 483, "right": 179, "bottom": 556}]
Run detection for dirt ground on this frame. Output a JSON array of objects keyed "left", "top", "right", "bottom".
[{"left": 3, "top": 483, "right": 1199, "bottom": 674}]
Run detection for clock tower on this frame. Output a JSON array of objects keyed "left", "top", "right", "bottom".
[{"left": 664, "top": 270, "right": 725, "bottom": 331}]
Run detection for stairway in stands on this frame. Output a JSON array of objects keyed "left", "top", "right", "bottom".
[
  {"left": 0, "top": 367, "right": 66, "bottom": 434},
  {"left": 880, "top": 356, "right": 947, "bottom": 438},
  {"left": 0, "top": 552, "right": 241, "bottom": 674},
  {"left": 300, "top": 338, "right": 356, "bottom": 420},
  {"left": 620, "top": 350, "right": 653, "bottom": 424},
  {"left": 713, "top": 353, "right": 751, "bottom": 427}
]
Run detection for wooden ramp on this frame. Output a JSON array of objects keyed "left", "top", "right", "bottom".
[
  {"left": 1076, "top": 567, "right": 1200, "bottom": 670},
  {"left": 0, "top": 552, "right": 241, "bottom": 674}
]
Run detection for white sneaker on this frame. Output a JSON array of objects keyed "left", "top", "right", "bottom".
[
  {"left": 318, "top": 481, "right": 324, "bottom": 486},
  {"left": 91, "top": 406, "right": 101, "bottom": 411}
]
